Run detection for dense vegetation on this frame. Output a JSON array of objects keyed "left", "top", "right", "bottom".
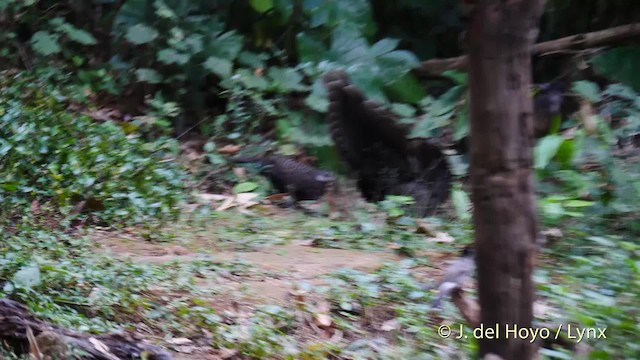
[{"left": 0, "top": 0, "right": 639, "bottom": 359}]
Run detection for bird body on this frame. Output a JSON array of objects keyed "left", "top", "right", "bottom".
[
  {"left": 322, "top": 71, "right": 452, "bottom": 216},
  {"left": 230, "top": 155, "right": 335, "bottom": 202},
  {"left": 431, "top": 246, "right": 475, "bottom": 309}
]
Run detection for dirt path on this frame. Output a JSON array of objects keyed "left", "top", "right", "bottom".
[{"left": 93, "top": 231, "right": 399, "bottom": 303}]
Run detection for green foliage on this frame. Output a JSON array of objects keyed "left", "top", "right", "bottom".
[
  {"left": 451, "top": 185, "right": 471, "bottom": 221},
  {"left": 591, "top": 46, "right": 640, "bottom": 92},
  {"left": 534, "top": 134, "right": 567, "bottom": 170},
  {"left": 0, "top": 3, "right": 98, "bottom": 59},
  {"left": 572, "top": 80, "right": 602, "bottom": 103},
  {"left": 0, "top": 72, "right": 187, "bottom": 225},
  {"left": 233, "top": 182, "right": 259, "bottom": 194},
  {"left": 322, "top": 262, "right": 473, "bottom": 358},
  {"left": 539, "top": 232, "right": 640, "bottom": 358},
  {"left": 410, "top": 85, "right": 467, "bottom": 139},
  {"left": 379, "top": 195, "right": 415, "bottom": 219},
  {"left": 298, "top": 29, "right": 420, "bottom": 103},
  {"left": 537, "top": 81, "right": 640, "bottom": 227}
]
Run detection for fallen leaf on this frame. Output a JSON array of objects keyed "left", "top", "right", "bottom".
[
  {"left": 219, "top": 144, "right": 241, "bottom": 154},
  {"left": 315, "top": 313, "right": 333, "bottom": 328},
  {"left": 316, "top": 301, "right": 331, "bottom": 313},
  {"left": 173, "top": 345, "right": 196, "bottom": 353},
  {"left": 541, "top": 228, "right": 563, "bottom": 238},
  {"left": 381, "top": 318, "right": 400, "bottom": 331},
  {"left": 233, "top": 167, "right": 247, "bottom": 178},
  {"left": 236, "top": 192, "right": 259, "bottom": 205},
  {"left": 168, "top": 337, "right": 193, "bottom": 345},
  {"left": 219, "top": 348, "right": 239, "bottom": 359},
  {"left": 197, "top": 193, "right": 228, "bottom": 202},
  {"left": 216, "top": 196, "right": 236, "bottom": 211},
  {"left": 426, "top": 232, "right": 455, "bottom": 243},
  {"left": 88, "top": 338, "right": 119, "bottom": 360},
  {"left": 296, "top": 239, "right": 316, "bottom": 247},
  {"left": 265, "top": 193, "right": 287, "bottom": 202},
  {"left": 31, "top": 199, "right": 41, "bottom": 215},
  {"left": 579, "top": 100, "right": 598, "bottom": 135},
  {"left": 182, "top": 203, "right": 201, "bottom": 213},
  {"left": 169, "top": 246, "right": 189, "bottom": 255},
  {"left": 415, "top": 219, "right": 438, "bottom": 236},
  {"left": 313, "top": 300, "right": 333, "bottom": 327}
]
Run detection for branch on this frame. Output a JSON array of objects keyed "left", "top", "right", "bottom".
[
  {"left": 416, "top": 23, "right": 640, "bottom": 76},
  {"left": 0, "top": 299, "right": 172, "bottom": 360}
]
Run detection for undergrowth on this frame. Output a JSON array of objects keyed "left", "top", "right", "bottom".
[{"left": 0, "top": 70, "right": 188, "bottom": 226}]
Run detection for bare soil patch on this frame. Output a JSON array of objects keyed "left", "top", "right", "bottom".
[{"left": 92, "top": 230, "right": 400, "bottom": 304}]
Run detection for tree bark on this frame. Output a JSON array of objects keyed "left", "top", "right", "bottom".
[{"left": 467, "top": 1, "right": 546, "bottom": 359}]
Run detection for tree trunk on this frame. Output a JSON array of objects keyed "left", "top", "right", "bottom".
[{"left": 467, "top": 1, "right": 546, "bottom": 359}]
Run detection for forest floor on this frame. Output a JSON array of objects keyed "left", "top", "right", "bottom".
[{"left": 86, "top": 204, "right": 461, "bottom": 359}]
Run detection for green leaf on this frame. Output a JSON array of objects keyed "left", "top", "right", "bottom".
[
  {"left": 125, "top": 23, "right": 159, "bottom": 45},
  {"left": 203, "top": 142, "right": 216, "bottom": 152},
  {"left": 388, "top": 207, "right": 404, "bottom": 218},
  {"left": 390, "top": 103, "right": 416, "bottom": 118},
  {"left": 442, "top": 70, "right": 468, "bottom": 85},
  {"left": 377, "top": 50, "right": 420, "bottom": 81},
  {"left": 564, "top": 200, "right": 595, "bottom": 208},
  {"left": 554, "top": 137, "right": 575, "bottom": 167},
  {"left": 453, "top": 103, "right": 469, "bottom": 141},
  {"left": 233, "top": 182, "right": 259, "bottom": 193},
  {"left": 209, "top": 31, "right": 243, "bottom": 60},
  {"left": 59, "top": 24, "right": 97, "bottom": 45},
  {"left": 534, "top": 135, "right": 565, "bottom": 169},
  {"left": 385, "top": 73, "right": 426, "bottom": 104},
  {"left": 135, "top": 68, "right": 162, "bottom": 84},
  {"left": 452, "top": 188, "right": 471, "bottom": 221},
  {"left": 235, "top": 69, "right": 268, "bottom": 90},
  {"left": 586, "top": 236, "right": 616, "bottom": 247},
  {"left": 296, "top": 32, "right": 326, "bottom": 62},
  {"left": 370, "top": 38, "right": 400, "bottom": 57},
  {"left": 539, "top": 348, "right": 573, "bottom": 360},
  {"left": 12, "top": 264, "right": 41, "bottom": 289},
  {"left": 267, "top": 67, "right": 306, "bottom": 92},
  {"left": 157, "top": 48, "right": 190, "bottom": 65},
  {"left": 273, "top": 0, "right": 293, "bottom": 19},
  {"left": 604, "top": 84, "right": 637, "bottom": 100},
  {"left": 238, "top": 51, "right": 266, "bottom": 68},
  {"left": 250, "top": 0, "right": 274, "bottom": 13},
  {"left": 571, "top": 80, "right": 602, "bottom": 103},
  {"left": 431, "top": 85, "right": 464, "bottom": 116},
  {"left": 591, "top": 46, "right": 640, "bottom": 92},
  {"left": 305, "top": 79, "right": 329, "bottom": 112},
  {"left": 30, "top": 31, "right": 61, "bottom": 56},
  {"left": 203, "top": 56, "right": 233, "bottom": 79},
  {"left": 331, "top": 27, "right": 369, "bottom": 64}
]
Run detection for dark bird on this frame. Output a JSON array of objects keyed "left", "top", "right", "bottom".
[
  {"left": 322, "top": 71, "right": 452, "bottom": 216},
  {"left": 430, "top": 245, "right": 475, "bottom": 309},
  {"left": 230, "top": 155, "right": 336, "bottom": 203},
  {"left": 533, "top": 82, "right": 568, "bottom": 137}
]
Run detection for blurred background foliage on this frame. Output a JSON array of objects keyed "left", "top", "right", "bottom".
[
  {"left": 1, "top": 0, "right": 639, "bottom": 225},
  {"left": 0, "top": 1, "right": 639, "bottom": 358}
]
